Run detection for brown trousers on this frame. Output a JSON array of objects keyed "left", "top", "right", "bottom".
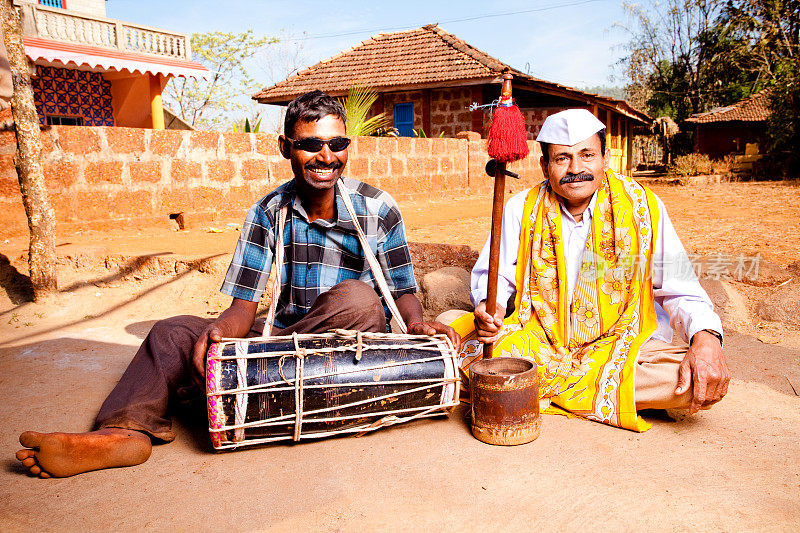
[{"left": 95, "top": 279, "right": 387, "bottom": 442}]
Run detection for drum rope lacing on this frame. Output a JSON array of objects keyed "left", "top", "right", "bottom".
[
  {"left": 292, "top": 332, "right": 306, "bottom": 441},
  {"left": 208, "top": 332, "right": 461, "bottom": 448}
]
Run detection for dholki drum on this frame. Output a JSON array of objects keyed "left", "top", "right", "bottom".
[{"left": 206, "top": 330, "right": 459, "bottom": 450}]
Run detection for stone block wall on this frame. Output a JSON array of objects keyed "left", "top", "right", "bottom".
[
  {"left": 381, "top": 90, "right": 425, "bottom": 133},
  {"left": 0, "top": 126, "right": 545, "bottom": 238},
  {"left": 520, "top": 107, "right": 586, "bottom": 139},
  {"left": 429, "top": 87, "right": 474, "bottom": 137}
]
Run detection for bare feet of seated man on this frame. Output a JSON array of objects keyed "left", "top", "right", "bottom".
[{"left": 15, "top": 428, "right": 152, "bottom": 478}]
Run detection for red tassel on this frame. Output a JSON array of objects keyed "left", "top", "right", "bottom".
[{"left": 487, "top": 98, "right": 529, "bottom": 163}]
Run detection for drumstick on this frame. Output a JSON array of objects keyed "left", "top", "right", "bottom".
[{"left": 483, "top": 72, "right": 528, "bottom": 359}]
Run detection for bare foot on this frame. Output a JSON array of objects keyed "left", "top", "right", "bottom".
[{"left": 15, "top": 428, "right": 152, "bottom": 478}]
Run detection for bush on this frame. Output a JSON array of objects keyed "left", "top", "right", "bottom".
[{"left": 667, "top": 153, "right": 732, "bottom": 178}]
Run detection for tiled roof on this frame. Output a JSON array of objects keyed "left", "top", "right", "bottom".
[
  {"left": 253, "top": 24, "right": 650, "bottom": 123},
  {"left": 254, "top": 25, "right": 499, "bottom": 101},
  {"left": 685, "top": 90, "right": 771, "bottom": 124}
]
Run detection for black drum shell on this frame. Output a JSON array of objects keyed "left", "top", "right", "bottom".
[{"left": 208, "top": 336, "right": 452, "bottom": 445}]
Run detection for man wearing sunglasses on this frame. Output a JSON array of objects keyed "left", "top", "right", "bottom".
[{"left": 16, "top": 90, "right": 459, "bottom": 478}]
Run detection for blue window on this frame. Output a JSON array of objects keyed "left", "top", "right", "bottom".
[
  {"left": 394, "top": 103, "right": 414, "bottom": 137},
  {"left": 39, "top": 0, "right": 65, "bottom": 7}
]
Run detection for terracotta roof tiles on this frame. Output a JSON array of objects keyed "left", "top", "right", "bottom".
[
  {"left": 254, "top": 25, "right": 500, "bottom": 101},
  {"left": 685, "top": 90, "right": 771, "bottom": 124},
  {"left": 253, "top": 24, "right": 650, "bottom": 124}
]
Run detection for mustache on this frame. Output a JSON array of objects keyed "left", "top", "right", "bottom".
[
  {"left": 306, "top": 162, "right": 342, "bottom": 170},
  {"left": 560, "top": 172, "right": 594, "bottom": 184}
]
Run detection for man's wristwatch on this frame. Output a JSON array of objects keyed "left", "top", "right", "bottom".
[{"left": 691, "top": 329, "right": 723, "bottom": 347}]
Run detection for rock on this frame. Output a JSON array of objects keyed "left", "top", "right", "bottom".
[
  {"left": 694, "top": 254, "right": 791, "bottom": 286},
  {"left": 420, "top": 266, "right": 472, "bottom": 317},
  {"left": 787, "top": 260, "right": 800, "bottom": 276},
  {"left": 756, "top": 280, "right": 800, "bottom": 326},
  {"left": 408, "top": 242, "right": 479, "bottom": 277},
  {"left": 698, "top": 278, "right": 750, "bottom": 330}
]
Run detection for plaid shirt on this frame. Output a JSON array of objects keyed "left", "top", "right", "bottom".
[{"left": 220, "top": 177, "right": 418, "bottom": 328}]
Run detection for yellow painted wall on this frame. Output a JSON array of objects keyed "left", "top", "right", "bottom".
[{"left": 105, "top": 72, "right": 168, "bottom": 129}]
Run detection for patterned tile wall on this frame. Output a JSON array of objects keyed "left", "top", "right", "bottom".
[{"left": 32, "top": 66, "right": 114, "bottom": 126}]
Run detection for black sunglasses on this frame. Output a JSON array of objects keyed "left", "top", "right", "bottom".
[{"left": 285, "top": 136, "right": 351, "bottom": 153}]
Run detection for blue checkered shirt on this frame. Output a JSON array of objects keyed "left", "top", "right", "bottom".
[{"left": 220, "top": 177, "right": 418, "bottom": 329}]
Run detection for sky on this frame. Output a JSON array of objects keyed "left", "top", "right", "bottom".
[{"left": 106, "top": 0, "right": 634, "bottom": 127}]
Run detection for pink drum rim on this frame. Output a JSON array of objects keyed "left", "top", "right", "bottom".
[{"left": 206, "top": 342, "right": 225, "bottom": 449}]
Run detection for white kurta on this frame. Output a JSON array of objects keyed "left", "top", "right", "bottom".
[{"left": 470, "top": 187, "right": 723, "bottom": 344}]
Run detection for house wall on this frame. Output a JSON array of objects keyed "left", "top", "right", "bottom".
[
  {"left": 0, "top": 127, "right": 544, "bottom": 237},
  {"left": 519, "top": 107, "right": 584, "bottom": 139},
  {"left": 32, "top": 66, "right": 114, "bottom": 126},
  {"left": 107, "top": 73, "right": 160, "bottom": 129},
  {"left": 694, "top": 123, "right": 767, "bottom": 159},
  {"left": 429, "top": 87, "right": 473, "bottom": 137},
  {"left": 381, "top": 90, "right": 424, "bottom": 134},
  {"left": 373, "top": 85, "right": 639, "bottom": 174},
  {"left": 30, "top": 65, "right": 168, "bottom": 129},
  {"left": 64, "top": 0, "right": 107, "bottom": 17},
  {"left": 381, "top": 88, "right": 478, "bottom": 137}
]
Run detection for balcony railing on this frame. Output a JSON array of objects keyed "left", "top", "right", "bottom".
[{"left": 15, "top": 0, "right": 192, "bottom": 60}]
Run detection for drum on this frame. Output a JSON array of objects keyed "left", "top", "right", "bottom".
[{"left": 205, "top": 330, "right": 460, "bottom": 450}]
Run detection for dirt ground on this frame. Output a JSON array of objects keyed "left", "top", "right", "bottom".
[{"left": 1, "top": 181, "right": 799, "bottom": 531}]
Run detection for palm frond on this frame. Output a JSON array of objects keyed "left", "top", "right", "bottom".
[{"left": 339, "top": 85, "right": 392, "bottom": 137}]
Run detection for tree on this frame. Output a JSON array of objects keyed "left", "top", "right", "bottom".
[
  {"left": 164, "top": 30, "right": 277, "bottom": 130},
  {"left": 715, "top": 0, "right": 800, "bottom": 167},
  {"left": 1, "top": 0, "right": 56, "bottom": 298},
  {"left": 254, "top": 30, "right": 308, "bottom": 134},
  {"left": 652, "top": 116, "right": 680, "bottom": 165},
  {"left": 616, "top": 0, "right": 726, "bottom": 121}
]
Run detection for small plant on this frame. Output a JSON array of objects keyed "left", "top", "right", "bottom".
[
  {"left": 232, "top": 116, "right": 262, "bottom": 133},
  {"left": 338, "top": 86, "right": 392, "bottom": 136},
  {"left": 668, "top": 153, "right": 713, "bottom": 178},
  {"left": 413, "top": 128, "right": 445, "bottom": 138}
]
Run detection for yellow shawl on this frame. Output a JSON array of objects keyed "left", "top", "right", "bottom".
[{"left": 454, "top": 170, "right": 660, "bottom": 431}]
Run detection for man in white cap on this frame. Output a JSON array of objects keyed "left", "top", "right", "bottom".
[{"left": 448, "top": 108, "right": 728, "bottom": 431}]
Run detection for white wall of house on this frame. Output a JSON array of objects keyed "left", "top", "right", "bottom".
[{"left": 65, "top": 0, "right": 106, "bottom": 18}]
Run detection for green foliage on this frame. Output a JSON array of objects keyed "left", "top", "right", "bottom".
[
  {"left": 619, "top": 0, "right": 799, "bottom": 169},
  {"left": 719, "top": 0, "right": 800, "bottom": 169},
  {"left": 164, "top": 31, "right": 277, "bottom": 130},
  {"left": 338, "top": 86, "right": 391, "bottom": 137},
  {"left": 766, "top": 57, "right": 800, "bottom": 171},
  {"left": 232, "top": 116, "right": 262, "bottom": 133},
  {"left": 616, "top": 0, "right": 726, "bottom": 121},
  {"left": 413, "top": 128, "right": 444, "bottom": 138}
]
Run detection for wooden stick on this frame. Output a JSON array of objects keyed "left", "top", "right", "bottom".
[{"left": 483, "top": 164, "right": 506, "bottom": 359}]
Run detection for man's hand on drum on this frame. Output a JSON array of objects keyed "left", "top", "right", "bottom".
[
  {"left": 408, "top": 321, "right": 461, "bottom": 351},
  {"left": 191, "top": 298, "right": 259, "bottom": 387},
  {"left": 474, "top": 300, "right": 506, "bottom": 344}
]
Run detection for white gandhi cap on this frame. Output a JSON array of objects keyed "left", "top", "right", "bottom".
[{"left": 536, "top": 109, "right": 606, "bottom": 146}]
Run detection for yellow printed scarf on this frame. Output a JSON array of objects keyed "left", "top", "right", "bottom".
[{"left": 454, "top": 170, "right": 660, "bottom": 431}]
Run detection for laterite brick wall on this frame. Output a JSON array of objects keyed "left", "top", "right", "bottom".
[
  {"left": 429, "top": 88, "right": 474, "bottom": 137},
  {"left": 0, "top": 126, "right": 543, "bottom": 238}
]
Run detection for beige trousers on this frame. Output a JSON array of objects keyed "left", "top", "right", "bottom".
[
  {"left": 437, "top": 310, "right": 692, "bottom": 410},
  {"left": 635, "top": 338, "right": 693, "bottom": 409}
]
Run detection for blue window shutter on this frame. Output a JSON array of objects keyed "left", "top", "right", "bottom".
[
  {"left": 39, "top": 0, "right": 65, "bottom": 7},
  {"left": 394, "top": 103, "right": 414, "bottom": 137}
]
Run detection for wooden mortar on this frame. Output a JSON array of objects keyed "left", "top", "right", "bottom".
[{"left": 469, "top": 357, "right": 541, "bottom": 445}]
